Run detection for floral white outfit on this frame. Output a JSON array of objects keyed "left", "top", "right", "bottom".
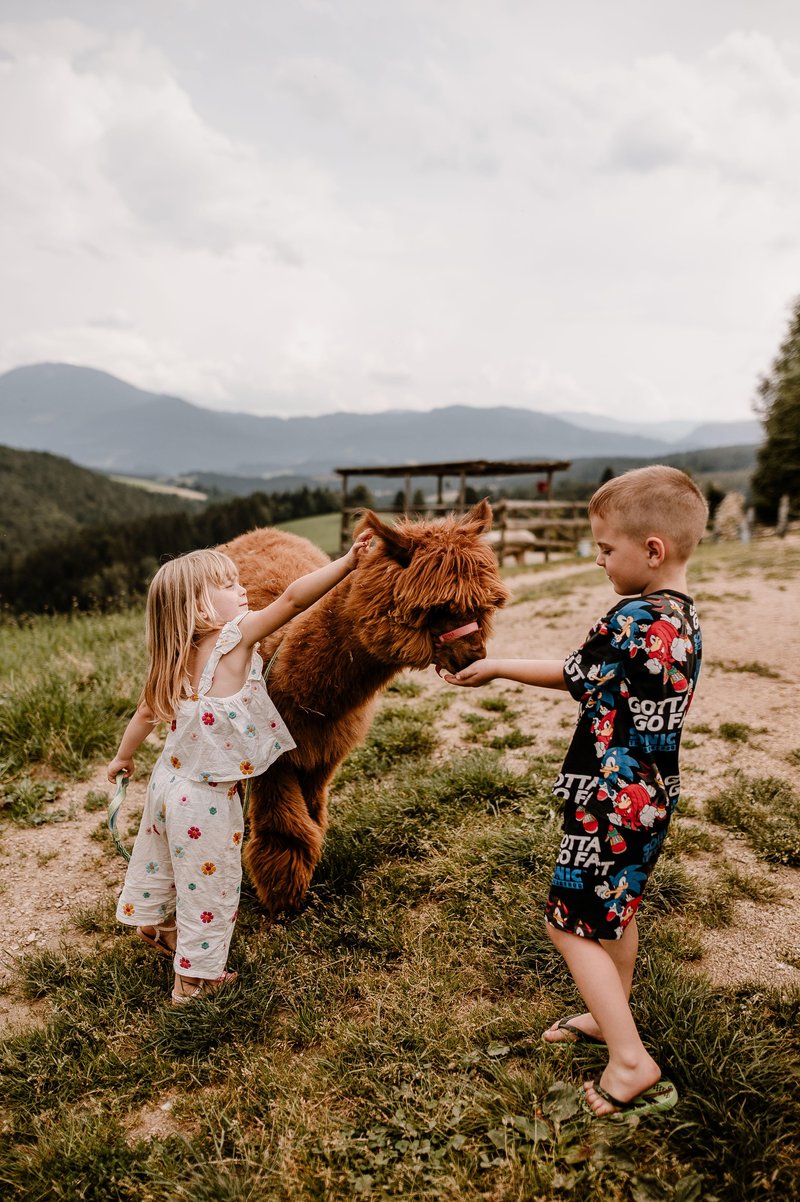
[{"left": 116, "top": 615, "right": 295, "bottom": 978}]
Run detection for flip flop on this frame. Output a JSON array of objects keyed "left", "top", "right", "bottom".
[
  {"left": 543, "top": 1015, "right": 605, "bottom": 1045},
  {"left": 137, "top": 924, "right": 177, "bottom": 958},
  {"left": 584, "top": 1078, "right": 679, "bottom": 1118}
]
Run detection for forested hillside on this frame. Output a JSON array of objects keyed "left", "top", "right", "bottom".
[
  {"left": 0, "top": 445, "right": 199, "bottom": 558},
  {"left": 0, "top": 446, "right": 339, "bottom": 614}
]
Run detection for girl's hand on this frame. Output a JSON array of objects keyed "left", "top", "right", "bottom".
[
  {"left": 342, "top": 528, "right": 373, "bottom": 569},
  {"left": 108, "top": 756, "right": 135, "bottom": 784},
  {"left": 441, "top": 659, "right": 497, "bottom": 688}
]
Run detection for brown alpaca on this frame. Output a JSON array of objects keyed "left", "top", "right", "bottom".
[{"left": 220, "top": 500, "right": 509, "bottom": 915}]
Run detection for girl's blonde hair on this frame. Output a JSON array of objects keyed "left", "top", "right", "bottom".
[{"left": 141, "top": 549, "right": 239, "bottom": 722}]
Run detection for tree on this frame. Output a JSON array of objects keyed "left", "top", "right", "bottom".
[
  {"left": 751, "top": 296, "right": 800, "bottom": 522},
  {"left": 348, "top": 483, "right": 374, "bottom": 508}
]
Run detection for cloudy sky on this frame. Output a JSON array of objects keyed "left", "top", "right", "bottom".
[{"left": 1, "top": 1, "right": 799, "bottom": 423}]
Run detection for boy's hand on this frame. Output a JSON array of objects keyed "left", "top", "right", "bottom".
[
  {"left": 343, "top": 529, "right": 373, "bottom": 568},
  {"left": 108, "top": 756, "right": 135, "bottom": 784},
  {"left": 442, "top": 659, "right": 497, "bottom": 687}
]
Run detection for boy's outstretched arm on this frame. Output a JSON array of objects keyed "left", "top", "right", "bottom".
[{"left": 443, "top": 658, "right": 568, "bottom": 690}]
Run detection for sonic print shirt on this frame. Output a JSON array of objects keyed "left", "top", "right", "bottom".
[{"left": 546, "top": 589, "right": 702, "bottom": 939}]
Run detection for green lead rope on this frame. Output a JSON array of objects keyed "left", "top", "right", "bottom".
[{"left": 108, "top": 771, "right": 132, "bottom": 861}]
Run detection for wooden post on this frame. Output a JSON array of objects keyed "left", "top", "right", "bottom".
[
  {"left": 340, "top": 473, "right": 349, "bottom": 552},
  {"left": 458, "top": 471, "right": 466, "bottom": 512},
  {"left": 404, "top": 472, "right": 412, "bottom": 514}
]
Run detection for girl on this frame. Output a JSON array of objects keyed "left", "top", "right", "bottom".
[{"left": 107, "top": 531, "right": 372, "bottom": 1005}]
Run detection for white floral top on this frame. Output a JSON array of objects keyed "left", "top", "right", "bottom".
[{"left": 160, "top": 615, "right": 296, "bottom": 783}]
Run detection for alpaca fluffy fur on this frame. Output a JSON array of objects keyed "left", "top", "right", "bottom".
[{"left": 220, "top": 500, "right": 509, "bottom": 915}]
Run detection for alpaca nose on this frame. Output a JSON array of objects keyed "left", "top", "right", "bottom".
[{"left": 435, "top": 632, "right": 486, "bottom": 673}]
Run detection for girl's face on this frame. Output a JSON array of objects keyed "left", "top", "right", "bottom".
[{"left": 207, "top": 575, "right": 248, "bottom": 623}]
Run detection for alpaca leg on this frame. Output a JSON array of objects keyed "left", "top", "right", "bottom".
[
  {"left": 245, "top": 764, "right": 324, "bottom": 915},
  {"left": 296, "top": 766, "right": 332, "bottom": 834}
]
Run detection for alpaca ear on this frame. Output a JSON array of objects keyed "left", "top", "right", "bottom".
[
  {"left": 355, "top": 509, "right": 412, "bottom": 565},
  {"left": 459, "top": 498, "right": 493, "bottom": 535}
]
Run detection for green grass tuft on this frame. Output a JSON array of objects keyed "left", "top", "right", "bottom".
[
  {"left": 705, "top": 773, "right": 800, "bottom": 865},
  {"left": 717, "top": 722, "right": 752, "bottom": 742},
  {"left": 0, "top": 777, "right": 66, "bottom": 827}
]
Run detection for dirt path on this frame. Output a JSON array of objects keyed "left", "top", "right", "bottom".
[{"left": 2, "top": 542, "right": 799, "bottom": 1031}]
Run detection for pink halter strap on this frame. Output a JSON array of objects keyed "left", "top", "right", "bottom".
[{"left": 436, "top": 620, "right": 480, "bottom": 645}]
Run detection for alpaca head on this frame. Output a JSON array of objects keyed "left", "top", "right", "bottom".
[{"left": 350, "top": 500, "right": 509, "bottom": 673}]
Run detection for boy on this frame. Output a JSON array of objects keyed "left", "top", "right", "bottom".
[{"left": 444, "top": 466, "right": 707, "bottom": 1117}]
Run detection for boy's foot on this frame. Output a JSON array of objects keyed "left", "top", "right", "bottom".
[
  {"left": 543, "top": 1013, "right": 605, "bottom": 1045},
  {"left": 171, "top": 970, "right": 238, "bottom": 1006},
  {"left": 583, "top": 1077, "right": 678, "bottom": 1118},
  {"left": 582, "top": 1056, "right": 663, "bottom": 1117},
  {"left": 137, "top": 923, "right": 177, "bottom": 958}
]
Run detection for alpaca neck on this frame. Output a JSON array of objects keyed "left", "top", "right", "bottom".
[{"left": 276, "top": 578, "right": 402, "bottom": 716}]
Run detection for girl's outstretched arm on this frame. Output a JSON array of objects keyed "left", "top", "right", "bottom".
[
  {"left": 241, "top": 529, "right": 373, "bottom": 645},
  {"left": 107, "top": 702, "right": 156, "bottom": 781},
  {"left": 443, "top": 658, "right": 568, "bottom": 690}
]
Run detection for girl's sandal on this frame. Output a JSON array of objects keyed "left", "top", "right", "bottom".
[
  {"left": 137, "top": 922, "right": 177, "bottom": 958},
  {"left": 171, "top": 970, "right": 238, "bottom": 1006}
]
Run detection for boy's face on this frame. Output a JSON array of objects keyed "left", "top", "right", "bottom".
[{"left": 590, "top": 514, "right": 651, "bottom": 597}]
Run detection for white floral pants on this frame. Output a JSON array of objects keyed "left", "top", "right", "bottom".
[{"left": 116, "top": 759, "right": 244, "bottom": 979}]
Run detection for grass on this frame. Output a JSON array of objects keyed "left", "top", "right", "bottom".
[
  {"left": 276, "top": 511, "right": 400, "bottom": 559},
  {"left": 2, "top": 536, "right": 800, "bottom": 1200},
  {"left": 717, "top": 721, "right": 753, "bottom": 743},
  {"left": 3, "top": 729, "right": 799, "bottom": 1200},
  {"left": 488, "top": 730, "right": 535, "bottom": 750},
  {"left": 706, "top": 658, "right": 782, "bottom": 679},
  {"left": 276, "top": 510, "right": 342, "bottom": 557},
  {"left": 0, "top": 777, "right": 66, "bottom": 826},
  {"left": 461, "top": 712, "right": 493, "bottom": 736},
  {"left": 705, "top": 773, "right": 800, "bottom": 866},
  {"left": 0, "top": 610, "right": 147, "bottom": 779}
]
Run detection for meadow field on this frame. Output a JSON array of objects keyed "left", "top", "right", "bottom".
[{"left": 1, "top": 536, "right": 799, "bottom": 1201}]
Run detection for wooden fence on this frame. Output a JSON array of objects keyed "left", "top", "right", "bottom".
[{"left": 491, "top": 499, "right": 592, "bottom": 563}]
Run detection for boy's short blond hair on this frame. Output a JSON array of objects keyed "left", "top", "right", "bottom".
[{"left": 588, "top": 465, "right": 709, "bottom": 560}]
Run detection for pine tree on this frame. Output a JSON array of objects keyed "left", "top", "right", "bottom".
[{"left": 751, "top": 297, "right": 800, "bottom": 522}]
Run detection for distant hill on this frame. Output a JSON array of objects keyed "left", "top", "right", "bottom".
[
  {"left": 0, "top": 363, "right": 761, "bottom": 477},
  {"left": 177, "top": 470, "right": 327, "bottom": 497},
  {"left": 0, "top": 445, "right": 201, "bottom": 559}
]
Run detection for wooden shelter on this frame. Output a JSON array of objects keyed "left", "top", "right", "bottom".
[{"left": 334, "top": 457, "right": 571, "bottom": 552}]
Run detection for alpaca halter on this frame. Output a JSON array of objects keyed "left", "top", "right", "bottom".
[{"left": 435, "top": 620, "right": 480, "bottom": 645}]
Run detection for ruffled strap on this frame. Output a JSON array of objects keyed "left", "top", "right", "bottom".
[{"left": 197, "top": 614, "right": 246, "bottom": 696}]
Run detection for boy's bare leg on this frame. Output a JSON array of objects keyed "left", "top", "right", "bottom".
[
  {"left": 546, "top": 921, "right": 660, "bottom": 1115},
  {"left": 542, "top": 918, "right": 638, "bottom": 1043}
]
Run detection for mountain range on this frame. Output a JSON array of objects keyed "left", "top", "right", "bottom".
[{"left": 0, "top": 363, "right": 761, "bottom": 478}]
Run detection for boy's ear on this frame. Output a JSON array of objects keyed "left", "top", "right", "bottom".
[{"left": 646, "top": 536, "right": 666, "bottom": 565}]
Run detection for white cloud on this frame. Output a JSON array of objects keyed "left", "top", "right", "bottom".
[{"left": 0, "top": 6, "right": 798, "bottom": 426}]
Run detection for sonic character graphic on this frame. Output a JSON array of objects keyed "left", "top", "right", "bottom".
[{"left": 644, "top": 618, "right": 692, "bottom": 692}]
